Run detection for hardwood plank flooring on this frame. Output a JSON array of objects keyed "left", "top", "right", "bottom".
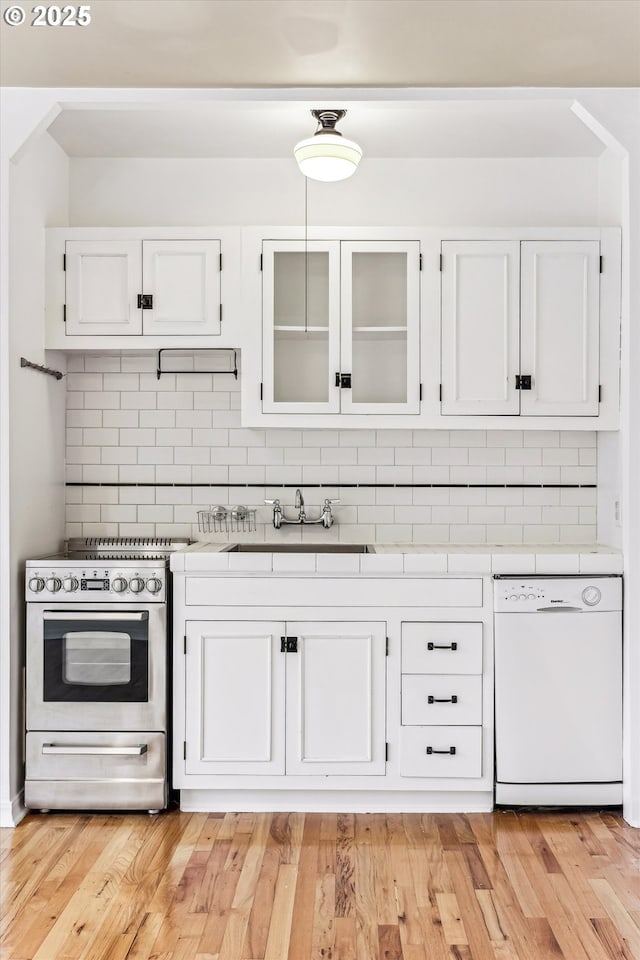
[{"left": 1, "top": 809, "right": 639, "bottom": 960}]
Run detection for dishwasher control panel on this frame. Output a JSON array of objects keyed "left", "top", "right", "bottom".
[{"left": 493, "top": 576, "right": 622, "bottom": 613}]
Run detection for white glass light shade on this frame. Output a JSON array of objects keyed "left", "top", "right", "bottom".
[{"left": 294, "top": 133, "right": 362, "bottom": 182}]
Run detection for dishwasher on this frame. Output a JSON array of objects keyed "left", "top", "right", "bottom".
[{"left": 494, "top": 575, "right": 622, "bottom": 806}]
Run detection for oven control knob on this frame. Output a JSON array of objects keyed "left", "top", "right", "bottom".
[
  {"left": 112, "top": 577, "right": 128, "bottom": 593},
  {"left": 29, "top": 576, "right": 45, "bottom": 593},
  {"left": 129, "top": 576, "right": 145, "bottom": 594},
  {"left": 582, "top": 586, "right": 602, "bottom": 607},
  {"left": 146, "top": 577, "right": 162, "bottom": 594},
  {"left": 62, "top": 577, "right": 79, "bottom": 592},
  {"left": 45, "top": 577, "right": 62, "bottom": 593}
]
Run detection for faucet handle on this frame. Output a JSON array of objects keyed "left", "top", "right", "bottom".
[
  {"left": 264, "top": 498, "right": 281, "bottom": 506},
  {"left": 323, "top": 498, "right": 341, "bottom": 505}
]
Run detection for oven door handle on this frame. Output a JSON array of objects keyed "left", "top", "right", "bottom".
[
  {"left": 42, "top": 743, "right": 149, "bottom": 756},
  {"left": 42, "top": 611, "right": 148, "bottom": 622}
]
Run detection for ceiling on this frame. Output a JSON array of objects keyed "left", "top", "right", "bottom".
[
  {"left": 1, "top": 0, "right": 639, "bottom": 89},
  {"left": 47, "top": 99, "right": 606, "bottom": 159}
]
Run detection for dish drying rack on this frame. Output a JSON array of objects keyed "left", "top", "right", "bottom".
[{"left": 198, "top": 506, "right": 257, "bottom": 535}]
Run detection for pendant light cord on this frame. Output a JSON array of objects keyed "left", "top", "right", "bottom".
[{"left": 304, "top": 175, "right": 308, "bottom": 334}]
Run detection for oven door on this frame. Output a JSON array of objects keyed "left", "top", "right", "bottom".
[{"left": 27, "top": 603, "right": 166, "bottom": 732}]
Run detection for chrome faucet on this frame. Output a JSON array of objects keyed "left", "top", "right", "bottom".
[{"left": 264, "top": 491, "right": 340, "bottom": 528}]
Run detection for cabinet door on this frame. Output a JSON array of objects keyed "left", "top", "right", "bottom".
[
  {"left": 141, "top": 240, "right": 221, "bottom": 336},
  {"left": 65, "top": 240, "right": 142, "bottom": 336},
  {"left": 184, "top": 621, "right": 285, "bottom": 775},
  {"left": 262, "top": 240, "right": 341, "bottom": 413},
  {"left": 340, "top": 241, "right": 421, "bottom": 414},
  {"left": 441, "top": 241, "right": 520, "bottom": 415},
  {"left": 520, "top": 241, "right": 600, "bottom": 416},
  {"left": 285, "top": 621, "right": 386, "bottom": 776}
]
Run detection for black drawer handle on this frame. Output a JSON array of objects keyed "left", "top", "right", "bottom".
[
  {"left": 427, "top": 641, "right": 457, "bottom": 651},
  {"left": 426, "top": 746, "right": 456, "bottom": 756},
  {"left": 427, "top": 695, "right": 458, "bottom": 704}
]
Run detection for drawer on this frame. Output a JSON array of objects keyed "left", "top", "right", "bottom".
[
  {"left": 400, "top": 726, "right": 482, "bottom": 778},
  {"left": 402, "top": 675, "right": 482, "bottom": 726},
  {"left": 402, "top": 622, "right": 482, "bottom": 674},
  {"left": 26, "top": 731, "right": 166, "bottom": 781}
]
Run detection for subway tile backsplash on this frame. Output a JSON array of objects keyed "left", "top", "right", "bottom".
[{"left": 64, "top": 355, "right": 598, "bottom": 544}]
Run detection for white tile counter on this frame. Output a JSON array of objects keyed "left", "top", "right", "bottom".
[{"left": 171, "top": 542, "right": 622, "bottom": 575}]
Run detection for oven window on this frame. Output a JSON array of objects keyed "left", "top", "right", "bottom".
[
  {"left": 63, "top": 632, "right": 131, "bottom": 686},
  {"left": 43, "top": 614, "right": 149, "bottom": 702}
]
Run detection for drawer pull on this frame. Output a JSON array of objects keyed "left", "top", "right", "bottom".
[
  {"left": 427, "top": 641, "right": 457, "bottom": 651},
  {"left": 426, "top": 746, "right": 456, "bottom": 756},
  {"left": 42, "top": 744, "right": 148, "bottom": 756},
  {"left": 427, "top": 695, "right": 458, "bottom": 704}
]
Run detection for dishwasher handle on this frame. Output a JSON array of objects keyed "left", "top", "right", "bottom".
[{"left": 536, "top": 606, "right": 583, "bottom": 613}]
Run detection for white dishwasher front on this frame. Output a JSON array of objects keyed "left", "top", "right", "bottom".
[{"left": 494, "top": 576, "right": 622, "bottom": 806}]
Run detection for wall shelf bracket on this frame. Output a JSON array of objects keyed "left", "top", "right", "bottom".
[{"left": 156, "top": 348, "right": 238, "bottom": 381}]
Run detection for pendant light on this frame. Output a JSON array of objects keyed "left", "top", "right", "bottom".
[{"left": 294, "top": 109, "right": 362, "bottom": 182}]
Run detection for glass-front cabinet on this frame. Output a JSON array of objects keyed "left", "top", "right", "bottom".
[{"left": 261, "top": 239, "right": 420, "bottom": 416}]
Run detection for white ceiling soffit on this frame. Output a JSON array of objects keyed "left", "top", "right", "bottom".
[
  {"left": 47, "top": 100, "right": 606, "bottom": 159},
  {"left": 1, "top": 0, "right": 639, "bottom": 88}
]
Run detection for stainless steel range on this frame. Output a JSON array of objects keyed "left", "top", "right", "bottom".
[{"left": 25, "top": 537, "right": 188, "bottom": 813}]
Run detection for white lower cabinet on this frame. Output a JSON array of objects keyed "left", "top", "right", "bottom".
[
  {"left": 183, "top": 619, "right": 386, "bottom": 778},
  {"left": 400, "top": 621, "right": 484, "bottom": 778}
]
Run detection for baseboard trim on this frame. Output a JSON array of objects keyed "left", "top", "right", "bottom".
[
  {"left": 179, "top": 788, "right": 494, "bottom": 814},
  {"left": 0, "top": 789, "right": 26, "bottom": 827}
]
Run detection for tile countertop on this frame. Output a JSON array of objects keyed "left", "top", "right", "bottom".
[{"left": 171, "top": 542, "right": 623, "bottom": 575}]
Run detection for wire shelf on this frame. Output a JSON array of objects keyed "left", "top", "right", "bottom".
[{"left": 197, "top": 506, "right": 257, "bottom": 535}]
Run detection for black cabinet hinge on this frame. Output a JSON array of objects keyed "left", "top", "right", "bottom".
[
  {"left": 599, "top": 255, "right": 603, "bottom": 273},
  {"left": 219, "top": 252, "right": 223, "bottom": 271},
  {"left": 260, "top": 382, "right": 263, "bottom": 400},
  {"left": 184, "top": 635, "right": 187, "bottom": 655},
  {"left": 281, "top": 636, "right": 298, "bottom": 653},
  {"left": 419, "top": 253, "right": 423, "bottom": 271},
  {"left": 183, "top": 741, "right": 187, "bottom": 760},
  {"left": 219, "top": 303, "right": 223, "bottom": 324},
  {"left": 439, "top": 383, "right": 442, "bottom": 402},
  {"left": 386, "top": 637, "right": 389, "bottom": 656},
  {"left": 439, "top": 253, "right": 443, "bottom": 271},
  {"left": 419, "top": 383, "right": 423, "bottom": 402},
  {"left": 63, "top": 304, "right": 66, "bottom": 324},
  {"left": 515, "top": 374, "right": 532, "bottom": 391},
  {"left": 63, "top": 254, "right": 66, "bottom": 271},
  {"left": 598, "top": 384, "right": 602, "bottom": 403},
  {"left": 137, "top": 294, "right": 153, "bottom": 310},
  {"left": 260, "top": 253, "right": 263, "bottom": 271},
  {"left": 385, "top": 743, "right": 389, "bottom": 761}
]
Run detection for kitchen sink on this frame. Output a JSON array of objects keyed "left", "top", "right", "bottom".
[{"left": 225, "top": 543, "right": 372, "bottom": 553}]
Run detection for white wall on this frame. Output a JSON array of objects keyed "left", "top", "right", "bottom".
[
  {"left": 3, "top": 132, "right": 69, "bottom": 824},
  {"left": 69, "top": 157, "right": 601, "bottom": 227}
]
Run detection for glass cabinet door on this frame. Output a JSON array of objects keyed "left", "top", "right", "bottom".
[
  {"left": 262, "top": 240, "right": 341, "bottom": 413},
  {"left": 339, "top": 241, "right": 420, "bottom": 414}
]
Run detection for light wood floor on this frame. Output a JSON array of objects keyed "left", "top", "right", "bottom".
[{"left": 1, "top": 808, "right": 639, "bottom": 960}]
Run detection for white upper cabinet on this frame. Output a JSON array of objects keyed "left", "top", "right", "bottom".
[
  {"left": 340, "top": 241, "right": 420, "bottom": 415},
  {"left": 46, "top": 227, "right": 239, "bottom": 349},
  {"left": 441, "top": 239, "right": 601, "bottom": 417},
  {"left": 65, "top": 240, "right": 142, "bottom": 336},
  {"left": 141, "top": 240, "right": 221, "bottom": 337},
  {"left": 261, "top": 238, "right": 420, "bottom": 417},
  {"left": 520, "top": 241, "right": 600, "bottom": 416},
  {"left": 441, "top": 241, "right": 520, "bottom": 416},
  {"left": 66, "top": 238, "right": 220, "bottom": 337},
  {"left": 262, "top": 240, "right": 341, "bottom": 414}
]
